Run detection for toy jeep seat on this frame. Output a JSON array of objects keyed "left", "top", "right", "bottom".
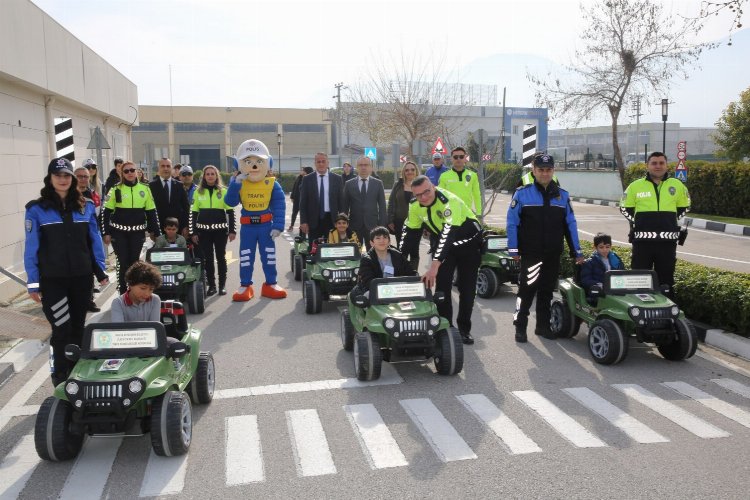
[{"left": 160, "top": 300, "right": 189, "bottom": 339}]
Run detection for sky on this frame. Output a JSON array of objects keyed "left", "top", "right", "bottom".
[{"left": 30, "top": 0, "right": 749, "bottom": 128}]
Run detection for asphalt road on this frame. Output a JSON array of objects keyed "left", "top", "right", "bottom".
[{"left": 1, "top": 200, "right": 749, "bottom": 499}]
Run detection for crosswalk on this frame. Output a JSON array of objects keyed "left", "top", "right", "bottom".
[{"left": 1, "top": 378, "right": 749, "bottom": 498}]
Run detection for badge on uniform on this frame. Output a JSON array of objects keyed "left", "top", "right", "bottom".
[
  {"left": 139, "top": 191, "right": 145, "bottom": 198},
  {"left": 669, "top": 186, "right": 676, "bottom": 195},
  {"left": 443, "top": 209, "right": 452, "bottom": 217},
  {"left": 217, "top": 192, "right": 223, "bottom": 199},
  {"left": 510, "top": 200, "right": 517, "bottom": 208},
  {"left": 466, "top": 174, "right": 471, "bottom": 181},
  {"left": 25, "top": 219, "right": 32, "bottom": 232}
]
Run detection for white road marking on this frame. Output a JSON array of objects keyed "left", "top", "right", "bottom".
[
  {"left": 512, "top": 390, "right": 607, "bottom": 448},
  {"left": 456, "top": 394, "right": 542, "bottom": 454},
  {"left": 0, "top": 435, "right": 40, "bottom": 500},
  {"left": 0, "top": 365, "right": 49, "bottom": 432},
  {"left": 696, "top": 351, "right": 750, "bottom": 379},
  {"left": 286, "top": 409, "right": 336, "bottom": 477},
  {"left": 59, "top": 436, "right": 123, "bottom": 500},
  {"left": 225, "top": 415, "right": 264, "bottom": 485},
  {"left": 563, "top": 387, "right": 669, "bottom": 444},
  {"left": 139, "top": 450, "right": 189, "bottom": 497},
  {"left": 214, "top": 363, "right": 402, "bottom": 399},
  {"left": 344, "top": 404, "right": 408, "bottom": 469},
  {"left": 2, "top": 341, "right": 45, "bottom": 374},
  {"left": 712, "top": 378, "right": 750, "bottom": 399},
  {"left": 399, "top": 398, "right": 477, "bottom": 462},
  {"left": 613, "top": 384, "right": 729, "bottom": 438},
  {"left": 662, "top": 381, "right": 750, "bottom": 429}
]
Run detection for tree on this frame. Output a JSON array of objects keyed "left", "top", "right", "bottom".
[
  {"left": 528, "top": 0, "right": 714, "bottom": 185},
  {"left": 695, "top": 1, "right": 745, "bottom": 45},
  {"left": 344, "top": 52, "right": 468, "bottom": 158},
  {"left": 714, "top": 86, "right": 750, "bottom": 161}
]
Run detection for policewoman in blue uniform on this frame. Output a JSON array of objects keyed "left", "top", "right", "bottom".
[
  {"left": 101, "top": 161, "right": 160, "bottom": 294},
  {"left": 24, "top": 158, "right": 109, "bottom": 385},
  {"left": 190, "top": 165, "right": 236, "bottom": 296},
  {"left": 506, "top": 154, "right": 584, "bottom": 343}
]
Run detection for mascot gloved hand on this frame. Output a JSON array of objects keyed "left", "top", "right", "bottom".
[{"left": 224, "top": 139, "right": 287, "bottom": 301}]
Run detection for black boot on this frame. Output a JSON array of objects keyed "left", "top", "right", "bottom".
[
  {"left": 218, "top": 276, "right": 227, "bottom": 296},
  {"left": 206, "top": 283, "right": 217, "bottom": 297},
  {"left": 514, "top": 318, "right": 528, "bottom": 343},
  {"left": 534, "top": 311, "right": 556, "bottom": 339}
]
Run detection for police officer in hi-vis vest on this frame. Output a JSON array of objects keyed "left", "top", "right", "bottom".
[{"left": 621, "top": 152, "right": 690, "bottom": 298}]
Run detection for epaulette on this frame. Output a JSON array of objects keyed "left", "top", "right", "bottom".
[
  {"left": 25, "top": 199, "right": 40, "bottom": 210},
  {"left": 436, "top": 190, "right": 449, "bottom": 203},
  {"left": 409, "top": 196, "right": 418, "bottom": 204}
]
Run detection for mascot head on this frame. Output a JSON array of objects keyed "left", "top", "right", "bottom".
[{"left": 235, "top": 139, "right": 273, "bottom": 182}]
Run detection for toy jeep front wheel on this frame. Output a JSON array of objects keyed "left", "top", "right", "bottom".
[
  {"left": 434, "top": 327, "right": 464, "bottom": 375},
  {"left": 150, "top": 391, "right": 192, "bottom": 457},
  {"left": 340, "top": 309, "right": 354, "bottom": 351},
  {"left": 304, "top": 280, "right": 322, "bottom": 314},
  {"left": 293, "top": 254, "right": 303, "bottom": 281},
  {"left": 657, "top": 318, "right": 698, "bottom": 361},
  {"left": 354, "top": 331, "right": 382, "bottom": 381},
  {"left": 550, "top": 299, "right": 581, "bottom": 338},
  {"left": 476, "top": 268, "right": 499, "bottom": 298},
  {"left": 35, "top": 397, "right": 84, "bottom": 461},
  {"left": 187, "top": 352, "right": 215, "bottom": 404},
  {"left": 588, "top": 319, "right": 628, "bottom": 365},
  {"left": 289, "top": 248, "right": 295, "bottom": 272},
  {"left": 187, "top": 280, "right": 205, "bottom": 314}
]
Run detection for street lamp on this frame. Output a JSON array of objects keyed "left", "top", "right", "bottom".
[
  {"left": 661, "top": 98, "right": 668, "bottom": 153},
  {"left": 277, "top": 133, "right": 282, "bottom": 175}
]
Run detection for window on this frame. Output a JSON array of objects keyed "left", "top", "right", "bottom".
[
  {"left": 512, "top": 125, "right": 519, "bottom": 135},
  {"left": 230, "top": 123, "right": 277, "bottom": 133},
  {"left": 282, "top": 124, "right": 325, "bottom": 133},
  {"left": 174, "top": 123, "right": 224, "bottom": 132},
  {"left": 133, "top": 122, "right": 167, "bottom": 132}
]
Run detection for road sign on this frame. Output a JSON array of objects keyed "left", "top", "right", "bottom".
[
  {"left": 399, "top": 155, "right": 407, "bottom": 163},
  {"left": 675, "top": 170, "right": 687, "bottom": 182},
  {"left": 482, "top": 154, "right": 492, "bottom": 161},
  {"left": 432, "top": 137, "right": 446, "bottom": 155},
  {"left": 675, "top": 140, "right": 687, "bottom": 183},
  {"left": 364, "top": 147, "right": 377, "bottom": 160}
]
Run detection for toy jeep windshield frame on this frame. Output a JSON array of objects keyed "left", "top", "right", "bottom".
[
  {"left": 313, "top": 242, "right": 361, "bottom": 263},
  {"left": 81, "top": 321, "right": 168, "bottom": 359},
  {"left": 146, "top": 248, "right": 191, "bottom": 266},
  {"left": 368, "top": 276, "right": 431, "bottom": 305},
  {"left": 603, "top": 270, "right": 659, "bottom": 296},
  {"left": 483, "top": 235, "right": 509, "bottom": 253}
]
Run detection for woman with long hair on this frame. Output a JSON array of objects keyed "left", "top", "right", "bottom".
[
  {"left": 190, "top": 165, "right": 236, "bottom": 296},
  {"left": 24, "top": 158, "right": 108, "bottom": 385},
  {"left": 387, "top": 160, "right": 420, "bottom": 269}
]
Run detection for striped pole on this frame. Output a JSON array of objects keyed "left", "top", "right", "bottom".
[
  {"left": 522, "top": 124, "right": 536, "bottom": 167},
  {"left": 54, "top": 117, "right": 74, "bottom": 165}
]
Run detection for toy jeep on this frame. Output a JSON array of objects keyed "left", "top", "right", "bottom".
[
  {"left": 34, "top": 301, "right": 215, "bottom": 461},
  {"left": 291, "top": 236, "right": 310, "bottom": 282},
  {"left": 341, "top": 276, "right": 463, "bottom": 381},
  {"left": 146, "top": 247, "right": 206, "bottom": 314},
  {"left": 550, "top": 269, "right": 697, "bottom": 365},
  {"left": 303, "top": 242, "right": 361, "bottom": 314},
  {"left": 476, "top": 235, "right": 520, "bottom": 298}
]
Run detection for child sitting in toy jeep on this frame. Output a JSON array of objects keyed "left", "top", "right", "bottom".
[
  {"left": 580, "top": 232, "right": 624, "bottom": 299},
  {"left": 153, "top": 217, "right": 187, "bottom": 248},
  {"left": 354, "top": 226, "right": 417, "bottom": 295},
  {"left": 327, "top": 213, "right": 361, "bottom": 247},
  {"left": 111, "top": 261, "right": 162, "bottom": 322}
]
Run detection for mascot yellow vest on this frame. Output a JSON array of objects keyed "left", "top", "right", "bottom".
[{"left": 239, "top": 177, "right": 275, "bottom": 211}]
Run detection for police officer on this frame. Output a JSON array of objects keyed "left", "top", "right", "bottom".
[
  {"left": 507, "top": 154, "right": 584, "bottom": 343},
  {"left": 620, "top": 152, "right": 690, "bottom": 298},
  {"left": 439, "top": 146, "right": 482, "bottom": 217},
  {"left": 518, "top": 153, "right": 560, "bottom": 187},
  {"left": 190, "top": 165, "right": 236, "bottom": 296},
  {"left": 102, "top": 161, "right": 160, "bottom": 294},
  {"left": 400, "top": 175, "right": 482, "bottom": 345},
  {"left": 24, "top": 158, "right": 109, "bottom": 385}
]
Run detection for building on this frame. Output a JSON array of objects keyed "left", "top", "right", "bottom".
[{"left": 0, "top": 0, "right": 138, "bottom": 300}]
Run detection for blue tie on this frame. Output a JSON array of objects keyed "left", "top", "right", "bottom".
[{"left": 319, "top": 175, "right": 325, "bottom": 219}]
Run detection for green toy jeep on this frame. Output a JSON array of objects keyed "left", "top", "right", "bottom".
[
  {"left": 341, "top": 276, "right": 463, "bottom": 381},
  {"left": 476, "top": 235, "right": 520, "bottom": 298},
  {"left": 291, "top": 236, "right": 310, "bottom": 282},
  {"left": 303, "top": 242, "right": 361, "bottom": 314},
  {"left": 34, "top": 301, "right": 215, "bottom": 461},
  {"left": 146, "top": 247, "right": 206, "bottom": 314},
  {"left": 551, "top": 269, "right": 697, "bottom": 365}
]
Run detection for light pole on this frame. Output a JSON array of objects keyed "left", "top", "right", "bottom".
[
  {"left": 277, "top": 133, "right": 282, "bottom": 175},
  {"left": 333, "top": 82, "right": 346, "bottom": 167},
  {"left": 661, "top": 98, "right": 668, "bottom": 153}
]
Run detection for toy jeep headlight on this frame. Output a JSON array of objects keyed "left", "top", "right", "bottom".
[
  {"left": 322, "top": 269, "right": 331, "bottom": 278},
  {"left": 384, "top": 318, "right": 396, "bottom": 330},
  {"left": 177, "top": 272, "right": 185, "bottom": 281},
  {"left": 501, "top": 258, "right": 508, "bottom": 266},
  {"left": 128, "top": 379, "right": 143, "bottom": 394},
  {"left": 65, "top": 381, "right": 80, "bottom": 396},
  {"left": 429, "top": 315, "right": 440, "bottom": 327},
  {"left": 354, "top": 267, "right": 359, "bottom": 275},
  {"left": 629, "top": 307, "right": 641, "bottom": 319},
  {"left": 671, "top": 305, "right": 680, "bottom": 317}
]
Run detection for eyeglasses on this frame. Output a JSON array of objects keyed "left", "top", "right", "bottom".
[
  {"left": 432, "top": 158, "right": 442, "bottom": 161},
  {"left": 180, "top": 172, "right": 192, "bottom": 176},
  {"left": 122, "top": 168, "right": 136, "bottom": 174},
  {"left": 76, "top": 174, "right": 90, "bottom": 179},
  {"left": 413, "top": 188, "right": 432, "bottom": 198},
  {"left": 452, "top": 154, "right": 465, "bottom": 159}
]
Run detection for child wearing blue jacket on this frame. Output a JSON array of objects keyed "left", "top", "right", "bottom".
[{"left": 581, "top": 232, "right": 625, "bottom": 295}]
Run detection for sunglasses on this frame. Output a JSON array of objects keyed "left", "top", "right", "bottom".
[
  {"left": 452, "top": 154, "right": 465, "bottom": 159},
  {"left": 180, "top": 172, "right": 192, "bottom": 176},
  {"left": 122, "top": 168, "right": 136, "bottom": 174}
]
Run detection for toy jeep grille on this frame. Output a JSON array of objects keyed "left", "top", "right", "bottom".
[
  {"left": 83, "top": 382, "right": 124, "bottom": 400},
  {"left": 398, "top": 319, "right": 427, "bottom": 334},
  {"left": 162, "top": 275, "right": 177, "bottom": 287},
  {"left": 330, "top": 269, "right": 355, "bottom": 282},
  {"left": 642, "top": 308, "right": 672, "bottom": 320}
]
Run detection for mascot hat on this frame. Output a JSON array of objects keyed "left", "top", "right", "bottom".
[{"left": 236, "top": 139, "right": 270, "bottom": 161}]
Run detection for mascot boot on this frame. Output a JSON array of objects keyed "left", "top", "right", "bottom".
[
  {"left": 232, "top": 285, "right": 254, "bottom": 302},
  {"left": 261, "top": 282, "right": 287, "bottom": 299}
]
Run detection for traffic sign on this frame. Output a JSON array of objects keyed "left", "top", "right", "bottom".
[
  {"left": 432, "top": 137, "right": 446, "bottom": 155},
  {"left": 675, "top": 170, "right": 687, "bottom": 182},
  {"left": 675, "top": 141, "right": 687, "bottom": 183},
  {"left": 364, "top": 147, "right": 377, "bottom": 160},
  {"left": 399, "top": 155, "right": 407, "bottom": 163},
  {"left": 482, "top": 154, "right": 492, "bottom": 161}
]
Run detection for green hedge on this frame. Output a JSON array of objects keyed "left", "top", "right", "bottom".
[{"left": 624, "top": 161, "right": 750, "bottom": 218}]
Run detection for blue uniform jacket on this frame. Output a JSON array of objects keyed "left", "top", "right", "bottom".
[
  {"left": 425, "top": 165, "right": 449, "bottom": 187},
  {"left": 24, "top": 200, "right": 106, "bottom": 293},
  {"left": 506, "top": 182, "right": 582, "bottom": 258},
  {"left": 225, "top": 177, "right": 286, "bottom": 232}
]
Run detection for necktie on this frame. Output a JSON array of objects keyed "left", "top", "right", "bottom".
[
  {"left": 319, "top": 175, "right": 325, "bottom": 218},
  {"left": 360, "top": 178, "right": 366, "bottom": 197},
  {"left": 164, "top": 179, "right": 170, "bottom": 201}
]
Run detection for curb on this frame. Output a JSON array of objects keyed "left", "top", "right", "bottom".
[
  {"left": 692, "top": 320, "right": 750, "bottom": 360},
  {"left": 0, "top": 362, "right": 13, "bottom": 388},
  {"left": 685, "top": 217, "right": 750, "bottom": 237}
]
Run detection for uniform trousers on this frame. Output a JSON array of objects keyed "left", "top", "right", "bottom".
[
  {"left": 435, "top": 238, "right": 482, "bottom": 334},
  {"left": 198, "top": 230, "right": 228, "bottom": 288},
  {"left": 631, "top": 239, "right": 677, "bottom": 297},
  {"left": 513, "top": 254, "right": 561, "bottom": 331},
  {"left": 111, "top": 230, "right": 145, "bottom": 294}
]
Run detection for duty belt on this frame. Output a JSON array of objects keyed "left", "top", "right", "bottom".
[
  {"left": 634, "top": 231, "right": 679, "bottom": 240},
  {"left": 110, "top": 222, "right": 147, "bottom": 232},
  {"left": 196, "top": 222, "right": 229, "bottom": 230},
  {"left": 240, "top": 213, "right": 273, "bottom": 225}
]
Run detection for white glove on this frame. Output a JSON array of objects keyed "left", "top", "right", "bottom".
[
  {"left": 234, "top": 172, "right": 248, "bottom": 182},
  {"left": 270, "top": 229, "right": 281, "bottom": 239}
]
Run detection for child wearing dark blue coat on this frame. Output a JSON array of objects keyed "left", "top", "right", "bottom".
[{"left": 581, "top": 233, "right": 625, "bottom": 295}]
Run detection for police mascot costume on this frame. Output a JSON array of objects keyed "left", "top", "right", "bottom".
[{"left": 225, "top": 139, "right": 287, "bottom": 301}]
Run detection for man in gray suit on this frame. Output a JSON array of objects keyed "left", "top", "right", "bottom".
[{"left": 342, "top": 156, "right": 387, "bottom": 250}]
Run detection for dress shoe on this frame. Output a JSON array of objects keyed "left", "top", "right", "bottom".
[
  {"left": 87, "top": 301, "right": 101, "bottom": 313},
  {"left": 206, "top": 286, "right": 217, "bottom": 297},
  {"left": 460, "top": 331, "right": 474, "bottom": 345},
  {"left": 261, "top": 282, "right": 287, "bottom": 299},
  {"left": 232, "top": 286, "right": 254, "bottom": 302},
  {"left": 218, "top": 287, "right": 227, "bottom": 296}
]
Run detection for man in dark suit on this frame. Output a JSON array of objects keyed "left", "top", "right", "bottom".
[
  {"left": 149, "top": 157, "right": 190, "bottom": 237},
  {"left": 342, "top": 156, "right": 387, "bottom": 250},
  {"left": 299, "top": 152, "right": 342, "bottom": 244}
]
